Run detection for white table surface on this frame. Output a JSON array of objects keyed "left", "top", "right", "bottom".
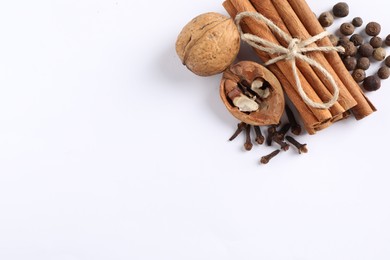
[{"left": 1, "top": 0, "right": 389, "bottom": 259}]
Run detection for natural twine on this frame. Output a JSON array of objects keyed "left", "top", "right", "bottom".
[{"left": 235, "top": 11, "right": 345, "bottom": 109}]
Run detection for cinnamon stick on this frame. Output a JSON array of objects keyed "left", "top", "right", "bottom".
[
  {"left": 253, "top": 0, "right": 357, "bottom": 115},
  {"left": 287, "top": 0, "right": 376, "bottom": 120},
  {"left": 247, "top": 0, "right": 347, "bottom": 119},
  {"left": 226, "top": 0, "right": 332, "bottom": 124},
  {"left": 223, "top": 0, "right": 323, "bottom": 134}
]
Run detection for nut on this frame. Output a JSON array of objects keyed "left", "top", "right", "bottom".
[
  {"left": 220, "top": 61, "right": 285, "bottom": 126},
  {"left": 175, "top": 12, "right": 240, "bottom": 76}
]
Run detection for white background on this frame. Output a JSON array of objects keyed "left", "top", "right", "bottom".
[{"left": 1, "top": 0, "right": 390, "bottom": 259}]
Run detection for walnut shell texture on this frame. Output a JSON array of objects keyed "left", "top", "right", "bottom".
[
  {"left": 176, "top": 12, "right": 240, "bottom": 76},
  {"left": 220, "top": 61, "right": 285, "bottom": 126}
]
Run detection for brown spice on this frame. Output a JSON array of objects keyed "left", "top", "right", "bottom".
[
  {"left": 244, "top": 124, "right": 253, "bottom": 151},
  {"left": 352, "top": 69, "right": 366, "bottom": 83},
  {"left": 254, "top": 126, "right": 265, "bottom": 145},
  {"left": 333, "top": 2, "right": 349, "bottom": 18},
  {"left": 363, "top": 76, "right": 381, "bottom": 91},
  {"left": 378, "top": 66, "right": 390, "bottom": 79},
  {"left": 365, "top": 22, "right": 381, "bottom": 36},
  {"left": 343, "top": 56, "right": 357, "bottom": 71},
  {"left": 260, "top": 149, "right": 280, "bottom": 164},
  {"left": 229, "top": 122, "right": 247, "bottom": 141},
  {"left": 340, "top": 41, "right": 357, "bottom": 57},
  {"left": 356, "top": 57, "right": 370, "bottom": 70},
  {"left": 329, "top": 34, "right": 339, "bottom": 46},
  {"left": 350, "top": 34, "right": 363, "bottom": 46},
  {"left": 340, "top": 22, "right": 355, "bottom": 36},
  {"left": 318, "top": 12, "right": 334, "bottom": 27},
  {"left": 373, "top": 47, "right": 386, "bottom": 61},
  {"left": 385, "top": 35, "right": 390, "bottom": 46},
  {"left": 358, "top": 43, "right": 374, "bottom": 57},
  {"left": 370, "top": 37, "right": 383, "bottom": 48},
  {"left": 285, "top": 135, "right": 308, "bottom": 154},
  {"left": 352, "top": 17, "right": 363, "bottom": 27},
  {"left": 385, "top": 56, "right": 390, "bottom": 67}
]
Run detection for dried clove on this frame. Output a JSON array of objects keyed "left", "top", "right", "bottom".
[
  {"left": 266, "top": 125, "right": 277, "bottom": 146},
  {"left": 260, "top": 149, "right": 281, "bottom": 164},
  {"left": 254, "top": 125, "right": 265, "bottom": 145},
  {"left": 285, "top": 104, "right": 302, "bottom": 135},
  {"left": 229, "top": 122, "right": 246, "bottom": 141},
  {"left": 274, "top": 123, "right": 291, "bottom": 141},
  {"left": 244, "top": 124, "right": 253, "bottom": 151},
  {"left": 273, "top": 136, "right": 290, "bottom": 151},
  {"left": 286, "top": 135, "right": 308, "bottom": 154}
]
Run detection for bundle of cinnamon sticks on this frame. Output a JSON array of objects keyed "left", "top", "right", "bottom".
[{"left": 223, "top": 0, "right": 376, "bottom": 134}]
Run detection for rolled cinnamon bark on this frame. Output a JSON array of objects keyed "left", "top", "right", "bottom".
[
  {"left": 226, "top": 0, "right": 332, "bottom": 123},
  {"left": 248, "top": 0, "right": 348, "bottom": 119},
  {"left": 252, "top": 0, "right": 357, "bottom": 116},
  {"left": 223, "top": 0, "right": 326, "bottom": 134},
  {"left": 287, "top": 0, "right": 376, "bottom": 120}
]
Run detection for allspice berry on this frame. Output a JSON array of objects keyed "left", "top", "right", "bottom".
[
  {"left": 175, "top": 12, "right": 240, "bottom": 76},
  {"left": 352, "top": 17, "right": 363, "bottom": 27},
  {"left": 350, "top": 34, "right": 363, "bottom": 46},
  {"left": 329, "top": 34, "right": 339, "bottom": 47},
  {"left": 365, "top": 22, "right": 381, "bottom": 36},
  {"left": 385, "top": 34, "right": 390, "bottom": 46},
  {"left": 356, "top": 57, "right": 370, "bottom": 70},
  {"left": 343, "top": 56, "right": 357, "bottom": 71},
  {"left": 333, "top": 2, "right": 349, "bottom": 17},
  {"left": 340, "top": 41, "right": 357, "bottom": 57},
  {"left": 352, "top": 69, "right": 366, "bottom": 83},
  {"left": 363, "top": 75, "right": 381, "bottom": 91},
  {"left": 370, "top": 36, "right": 383, "bottom": 48},
  {"left": 358, "top": 43, "right": 374, "bottom": 57},
  {"left": 378, "top": 66, "right": 390, "bottom": 79},
  {"left": 373, "top": 47, "right": 386, "bottom": 61},
  {"left": 340, "top": 23, "right": 355, "bottom": 36},
  {"left": 385, "top": 56, "right": 390, "bottom": 67},
  {"left": 318, "top": 12, "right": 334, "bottom": 27}
]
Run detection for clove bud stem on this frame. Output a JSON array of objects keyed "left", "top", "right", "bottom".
[
  {"left": 285, "top": 135, "right": 308, "bottom": 154},
  {"left": 260, "top": 149, "right": 281, "bottom": 164}
]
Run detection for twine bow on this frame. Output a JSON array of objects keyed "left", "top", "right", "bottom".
[{"left": 235, "top": 11, "right": 345, "bottom": 109}]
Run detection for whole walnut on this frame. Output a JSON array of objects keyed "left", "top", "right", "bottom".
[{"left": 176, "top": 12, "right": 240, "bottom": 76}]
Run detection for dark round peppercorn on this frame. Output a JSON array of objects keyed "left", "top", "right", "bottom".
[
  {"left": 378, "top": 66, "right": 390, "bottom": 79},
  {"left": 385, "top": 35, "right": 390, "bottom": 46},
  {"left": 373, "top": 47, "right": 386, "bottom": 61},
  {"left": 333, "top": 2, "right": 349, "bottom": 17},
  {"left": 340, "top": 41, "right": 357, "bottom": 57},
  {"left": 340, "top": 23, "right": 355, "bottom": 36},
  {"left": 365, "top": 22, "right": 381, "bottom": 36},
  {"left": 343, "top": 56, "right": 357, "bottom": 71},
  {"left": 350, "top": 34, "right": 363, "bottom": 46},
  {"left": 370, "top": 36, "right": 383, "bottom": 48},
  {"left": 363, "top": 75, "right": 381, "bottom": 91},
  {"left": 358, "top": 43, "right": 374, "bottom": 57},
  {"left": 352, "top": 69, "right": 366, "bottom": 83},
  {"left": 352, "top": 17, "right": 363, "bottom": 27},
  {"left": 318, "top": 12, "right": 334, "bottom": 27},
  {"left": 356, "top": 57, "right": 370, "bottom": 70},
  {"left": 385, "top": 56, "right": 390, "bottom": 67}
]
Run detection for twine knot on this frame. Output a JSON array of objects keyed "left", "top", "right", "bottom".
[
  {"left": 287, "top": 39, "right": 300, "bottom": 60},
  {"left": 235, "top": 11, "right": 345, "bottom": 109}
]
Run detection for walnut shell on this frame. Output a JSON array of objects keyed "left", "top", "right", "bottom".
[
  {"left": 175, "top": 12, "right": 240, "bottom": 76},
  {"left": 220, "top": 61, "right": 285, "bottom": 126}
]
